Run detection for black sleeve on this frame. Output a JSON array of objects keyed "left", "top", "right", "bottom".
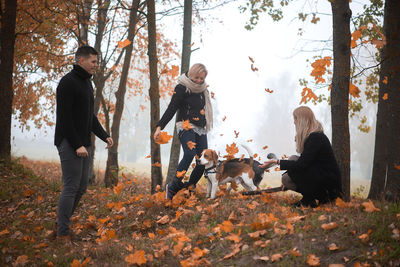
[
  {"left": 280, "top": 133, "right": 322, "bottom": 171},
  {"left": 57, "top": 78, "right": 82, "bottom": 150},
  {"left": 92, "top": 115, "right": 109, "bottom": 142},
  {"left": 157, "top": 85, "right": 186, "bottom": 130}
]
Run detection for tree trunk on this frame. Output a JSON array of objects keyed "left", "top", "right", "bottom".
[
  {"left": 0, "top": 0, "right": 17, "bottom": 161},
  {"left": 166, "top": 0, "right": 193, "bottom": 185},
  {"left": 88, "top": 0, "right": 111, "bottom": 185},
  {"left": 78, "top": 0, "right": 93, "bottom": 45},
  {"left": 368, "top": 0, "right": 391, "bottom": 200},
  {"left": 382, "top": 0, "right": 400, "bottom": 201},
  {"left": 330, "top": 0, "right": 351, "bottom": 201},
  {"left": 104, "top": 0, "right": 140, "bottom": 188},
  {"left": 147, "top": 0, "right": 163, "bottom": 194}
]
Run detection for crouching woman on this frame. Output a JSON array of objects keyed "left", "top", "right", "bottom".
[{"left": 260, "top": 106, "right": 343, "bottom": 207}]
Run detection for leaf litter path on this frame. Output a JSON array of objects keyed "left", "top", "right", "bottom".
[{"left": 0, "top": 158, "right": 400, "bottom": 266}]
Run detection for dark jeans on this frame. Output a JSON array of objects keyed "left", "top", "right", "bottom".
[
  {"left": 56, "top": 139, "right": 90, "bottom": 236},
  {"left": 167, "top": 130, "right": 207, "bottom": 198}
]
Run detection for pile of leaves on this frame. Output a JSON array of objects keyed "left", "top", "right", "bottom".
[{"left": 1, "top": 158, "right": 400, "bottom": 267}]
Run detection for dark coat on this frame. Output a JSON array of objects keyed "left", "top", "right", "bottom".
[
  {"left": 280, "top": 132, "right": 343, "bottom": 201},
  {"left": 157, "top": 84, "right": 206, "bottom": 130},
  {"left": 54, "top": 65, "right": 109, "bottom": 150}
]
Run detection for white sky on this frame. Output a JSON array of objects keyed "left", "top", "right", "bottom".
[{"left": 12, "top": 0, "right": 376, "bottom": 183}]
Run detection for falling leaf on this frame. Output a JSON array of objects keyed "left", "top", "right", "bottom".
[
  {"left": 187, "top": 141, "right": 196, "bottom": 150},
  {"left": 222, "top": 116, "right": 227, "bottom": 121},
  {"left": 182, "top": 120, "right": 193, "bottom": 130},
  {"left": 192, "top": 117, "right": 199, "bottom": 121},
  {"left": 156, "top": 131, "right": 173, "bottom": 144},
  {"left": 210, "top": 92, "right": 215, "bottom": 99},
  {"left": 145, "top": 155, "right": 151, "bottom": 159},
  {"left": 152, "top": 162, "right": 161, "bottom": 167},
  {"left": 234, "top": 130, "right": 239, "bottom": 138},
  {"left": 321, "top": 222, "right": 338, "bottom": 231},
  {"left": 265, "top": 88, "right": 274, "bottom": 93},
  {"left": 362, "top": 200, "right": 381, "bottom": 212},
  {"left": 262, "top": 145, "right": 268, "bottom": 150},
  {"left": 125, "top": 250, "right": 147, "bottom": 266},
  {"left": 382, "top": 93, "right": 388, "bottom": 100},
  {"left": 247, "top": 139, "right": 253, "bottom": 142},
  {"left": 118, "top": 39, "right": 131, "bottom": 48},
  {"left": 329, "top": 243, "right": 339, "bottom": 251},
  {"left": 251, "top": 63, "right": 259, "bottom": 72},
  {"left": 176, "top": 170, "right": 186, "bottom": 178},
  {"left": 383, "top": 76, "right": 388, "bottom": 84},
  {"left": 248, "top": 56, "right": 255, "bottom": 63},
  {"left": 306, "top": 254, "right": 320, "bottom": 266}
]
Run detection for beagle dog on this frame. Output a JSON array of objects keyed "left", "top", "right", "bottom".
[{"left": 199, "top": 145, "right": 263, "bottom": 199}]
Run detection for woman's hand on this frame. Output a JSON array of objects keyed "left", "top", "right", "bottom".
[
  {"left": 153, "top": 126, "right": 161, "bottom": 142},
  {"left": 259, "top": 159, "right": 277, "bottom": 169}
]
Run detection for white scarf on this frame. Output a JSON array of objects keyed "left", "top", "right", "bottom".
[{"left": 177, "top": 74, "right": 213, "bottom": 132}]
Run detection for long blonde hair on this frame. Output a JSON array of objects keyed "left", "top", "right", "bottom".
[
  {"left": 188, "top": 63, "right": 208, "bottom": 79},
  {"left": 294, "top": 106, "right": 323, "bottom": 153}
]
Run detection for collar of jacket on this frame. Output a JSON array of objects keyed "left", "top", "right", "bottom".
[{"left": 72, "top": 64, "right": 92, "bottom": 80}]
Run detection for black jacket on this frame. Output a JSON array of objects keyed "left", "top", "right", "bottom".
[
  {"left": 280, "top": 132, "right": 342, "bottom": 201},
  {"left": 54, "top": 65, "right": 109, "bottom": 150},
  {"left": 157, "top": 84, "right": 206, "bottom": 130}
]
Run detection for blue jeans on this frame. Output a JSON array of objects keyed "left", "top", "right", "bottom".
[
  {"left": 56, "top": 139, "right": 90, "bottom": 236},
  {"left": 167, "top": 130, "right": 207, "bottom": 198}
]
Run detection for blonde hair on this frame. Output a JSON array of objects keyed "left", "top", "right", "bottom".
[
  {"left": 293, "top": 106, "right": 323, "bottom": 153},
  {"left": 187, "top": 63, "right": 208, "bottom": 79}
]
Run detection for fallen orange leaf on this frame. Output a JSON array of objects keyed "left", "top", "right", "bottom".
[
  {"left": 156, "top": 215, "right": 169, "bottom": 225},
  {"left": 225, "top": 233, "right": 241, "bottom": 243},
  {"left": 271, "top": 253, "right": 283, "bottom": 262},
  {"left": 290, "top": 247, "right": 302, "bottom": 257},
  {"left": 321, "top": 222, "right": 338, "bottom": 231},
  {"left": 329, "top": 243, "right": 339, "bottom": 251},
  {"left": 362, "top": 200, "right": 381, "bottom": 212},
  {"left": 125, "top": 250, "right": 147, "bottom": 266},
  {"left": 306, "top": 254, "right": 320, "bottom": 266}
]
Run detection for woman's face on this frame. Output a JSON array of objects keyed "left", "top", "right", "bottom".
[{"left": 190, "top": 72, "right": 206, "bottom": 85}]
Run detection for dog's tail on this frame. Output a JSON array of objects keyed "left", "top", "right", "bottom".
[{"left": 240, "top": 144, "right": 254, "bottom": 167}]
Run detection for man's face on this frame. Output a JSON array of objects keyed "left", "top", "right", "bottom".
[{"left": 79, "top": 54, "right": 98, "bottom": 75}]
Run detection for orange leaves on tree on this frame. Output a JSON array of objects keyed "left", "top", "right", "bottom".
[
  {"left": 306, "top": 254, "right": 321, "bottom": 266},
  {"left": 300, "top": 87, "right": 318, "bottom": 104},
  {"left": 125, "top": 250, "right": 147, "bottom": 266},
  {"left": 118, "top": 38, "right": 131, "bottom": 48},
  {"left": 182, "top": 120, "right": 193, "bottom": 130},
  {"left": 362, "top": 200, "right": 381, "bottom": 212},
  {"left": 310, "top": 56, "right": 331, "bottom": 84},
  {"left": 187, "top": 141, "right": 196, "bottom": 150},
  {"left": 156, "top": 131, "right": 173, "bottom": 144},
  {"left": 382, "top": 93, "right": 388, "bottom": 100},
  {"left": 160, "top": 65, "right": 179, "bottom": 78},
  {"left": 321, "top": 222, "right": 339, "bottom": 231},
  {"left": 351, "top": 29, "right": 362, "bottom": 48},
  {"left": 349, "top": 82, "right": 361, "bottom": 98}
]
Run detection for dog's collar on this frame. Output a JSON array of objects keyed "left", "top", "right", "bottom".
[{"left": 204, "top": 161, "right": 222, "bottom": 178}]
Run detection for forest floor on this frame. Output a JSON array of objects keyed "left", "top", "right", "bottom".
[{"left": 1, "top": 157, "right": 400, "bottom": 267}]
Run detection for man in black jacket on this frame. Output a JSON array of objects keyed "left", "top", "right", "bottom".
[{"left": 54, "top": 46, "right": 113, "bottom": 242}]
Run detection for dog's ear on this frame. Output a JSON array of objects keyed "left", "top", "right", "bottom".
[{"left": 211, "top": 150, "right": 218, "bottom": 164}]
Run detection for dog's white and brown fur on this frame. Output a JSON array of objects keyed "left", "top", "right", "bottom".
[{"left": 199, "top": 145, "right": 259, "bottom": 199}]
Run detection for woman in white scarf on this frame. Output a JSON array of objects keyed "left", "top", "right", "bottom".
[{"left": 154, "top": 63, "right": 213, "bottom": 200}]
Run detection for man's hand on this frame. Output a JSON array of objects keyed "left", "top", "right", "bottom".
[
  {"left": 106, "top": 137, "right": 113, "bottom": 149},
  {"left": 76, "top": 146, "right": 89, "bottom": 157},
  {"left": 153, "top": 126, "right": 161, "bottom": 142}
]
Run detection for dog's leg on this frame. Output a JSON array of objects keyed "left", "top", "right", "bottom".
[
  {"left": 242, "top": 173, "right": 257, "bottom": 191},
  {"left": 210, "top": 175, "right": 219, "bottom": 199},
  {"left": 206, "top": 177, "right": 212, "bottom": 198}
]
